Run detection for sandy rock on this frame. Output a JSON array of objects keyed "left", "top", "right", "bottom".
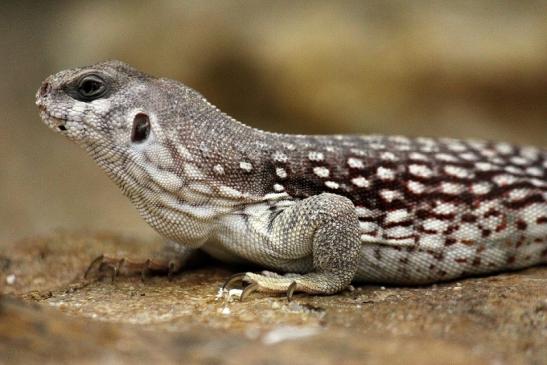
[{"left": 0, "top": 232, "right": 545, "bottom": 364}]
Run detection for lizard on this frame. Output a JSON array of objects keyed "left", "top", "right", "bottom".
[{"left": 36, "top": 60, "right": 547, "bottom": 299}]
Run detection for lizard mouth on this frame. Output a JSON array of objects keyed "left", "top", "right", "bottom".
[{"left": 38, "top": 105, "right": 68, "bottom": 133}]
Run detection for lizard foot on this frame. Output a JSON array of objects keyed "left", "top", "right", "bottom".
[
  {"left": 84, "top": 254, "right": 180, "bottom": 282},
  {"left": 222, "top": 271, "right": 344, "bottom": 301}
]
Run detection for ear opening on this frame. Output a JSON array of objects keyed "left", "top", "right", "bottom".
[{"left": 131, "top": 113, "right": 151, "bottom": 143}]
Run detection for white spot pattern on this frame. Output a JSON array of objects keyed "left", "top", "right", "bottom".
[
  {"left": 213, "top": 164, "right": 225, "bottom": 175},
  {"left": 352, "top": 176, "right": 370, "bottom": 188},
  {"left": 308, "top": 151, "right": 324, "bottom": 161},
  {"left": 380, "top": 152, "right": 398, "bottom": 161},
  {"left": 409, "top": 152, "right": 428, "bottom": 161},
  {"left": 377, "top": 167, "right": 395, "bottom": 180},
  {"left": 380, "top": 189, "right": 402, "bottom": 202},
  {"left": 276, "top": 167, "right": 287, "bottom": 179},
  {"left": 273, "top": 183, "right": 285, "bottom": 192},
  {"left": 493, "top": 174, "right": 518, "bottom": 186},
  {"left": 409, "top": 164, "right": 433, "bottom": 178},
  {"left": 440, "top": 182, "right": 465, "bottom": 195},
  {"left": 471, "top": 182, "right": 491, "bottom": 195},
  {"left": 347, "top": 157, "right": 364, "bottom": 169},
  {"left": 313, "top": 166, "right": 330, "bottom": 178},
  {"left": 385, "top": 209, "right": 410, "bottom": 223},
  {"left": 239, "top": 161, "right": 253, "bottom": 172},
  {"left": 407, "top": 180, "right": 425, "bottom": 194},
  {"left": 272, "top": 151, "right": 288, "bottom": 162},
  {"left": 444, "top": 165, "right": 471, "bottom": 179}
]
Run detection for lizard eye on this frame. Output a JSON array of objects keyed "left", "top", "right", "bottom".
[
  {"left": 77, "top": 74, "right": 106, "bottom": 100},
  {"left": 131, "top": 113, "right": 151, "bottom": 143}
]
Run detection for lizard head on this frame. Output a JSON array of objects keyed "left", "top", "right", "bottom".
[
  {"left": 36, "top": 60, "right": 158, "bottom": 147},
  {"left": 35, "top": 60, "right": 204, "bottom": 186},
  {"left": 35, "top": 60, "right": 192, "bottom": 199}
]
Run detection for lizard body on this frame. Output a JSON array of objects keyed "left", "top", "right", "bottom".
[{"left": 36, "top": 60, "right": 547, "bottom": 295}]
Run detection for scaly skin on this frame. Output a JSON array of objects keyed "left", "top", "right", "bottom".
[{"left": 36, "top": 60, "right": 547, "bottom": 297}]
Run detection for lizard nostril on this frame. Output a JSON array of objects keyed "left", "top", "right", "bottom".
[{"left": 39, "top": 81, "right": 51, "bottom": 98}]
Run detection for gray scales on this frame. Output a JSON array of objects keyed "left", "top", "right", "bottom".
[{"left": 36, "top": 60, "right": 547, "bottom": 298}]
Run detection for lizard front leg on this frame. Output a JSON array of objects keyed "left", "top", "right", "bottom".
[{"left": 226, "top": 193, "right": 361, "bottom": 298}]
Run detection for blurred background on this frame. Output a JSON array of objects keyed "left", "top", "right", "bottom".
[{"left": 1, "top": 0, "right": 546, "bottom": 244}]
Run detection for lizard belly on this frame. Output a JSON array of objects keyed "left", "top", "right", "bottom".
[
  {"left": 211, "top": 204, "right": 314, "bottom": 273},
  {"left": 200, "top": 238, "right": 251, "bottom": 264}
]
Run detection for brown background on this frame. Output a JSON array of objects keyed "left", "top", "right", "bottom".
[{"left": 2, "top": 0, "right": 547, "bottom": 243}]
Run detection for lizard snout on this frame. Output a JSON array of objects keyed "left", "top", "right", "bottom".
[
  {"left": 39, "top": 81, "right": 51, "bottom": 98},
  {"left": 36, "top": 80, "right": 52, "bottom": 107}
]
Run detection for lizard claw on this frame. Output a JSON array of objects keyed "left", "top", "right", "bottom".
[
  {"left": 221, "top": 272, "right": 247, "bottom": 291},
  {"left": 110, "top": 258, "right": 125, "bottom": 282},
  {"left": 287, "top": 281, "right": 297, "bottom": 302},
  {"left": 221, "top": 273, "right": 263, "bottom": 301},
  {"left": 221, "top": 273, "right": 300, "bottom": 301},
  {"left": 85, "top": 254, "right": 124, "bottom": 282},
  {"left": 240, "top": 283, "right": 259, "bottom": 301},
  {"left": 167, "top": 261, "right": 176, "bottom": 281},
  {"left": 84, "top": 254, "right": 105, "bottom": 279},
  {"left": 140, "top": 259, "right": 151, "bottom": 282}
]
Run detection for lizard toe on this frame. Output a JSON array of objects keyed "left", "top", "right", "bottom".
[{"left": 221, "top": 272, "right": 247, "bottom": 291}]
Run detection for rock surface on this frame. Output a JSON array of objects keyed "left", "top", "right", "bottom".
[{"left": 1, "top": 232, "right": 546, "bottom": 364}]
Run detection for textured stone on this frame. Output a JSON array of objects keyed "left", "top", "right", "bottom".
[{"left": 1, "top": 232, "right": 546, "bottom": 364}]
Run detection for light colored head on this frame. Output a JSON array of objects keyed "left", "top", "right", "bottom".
[
  {"left": 36, "top": 60, "right": 166, "bottom": 149},
  {"left": 37, "top": 60, "right": 224, "bottom": 202},
  {"left": 36, "top": 60, "right": 219, "bottom": 183}
]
